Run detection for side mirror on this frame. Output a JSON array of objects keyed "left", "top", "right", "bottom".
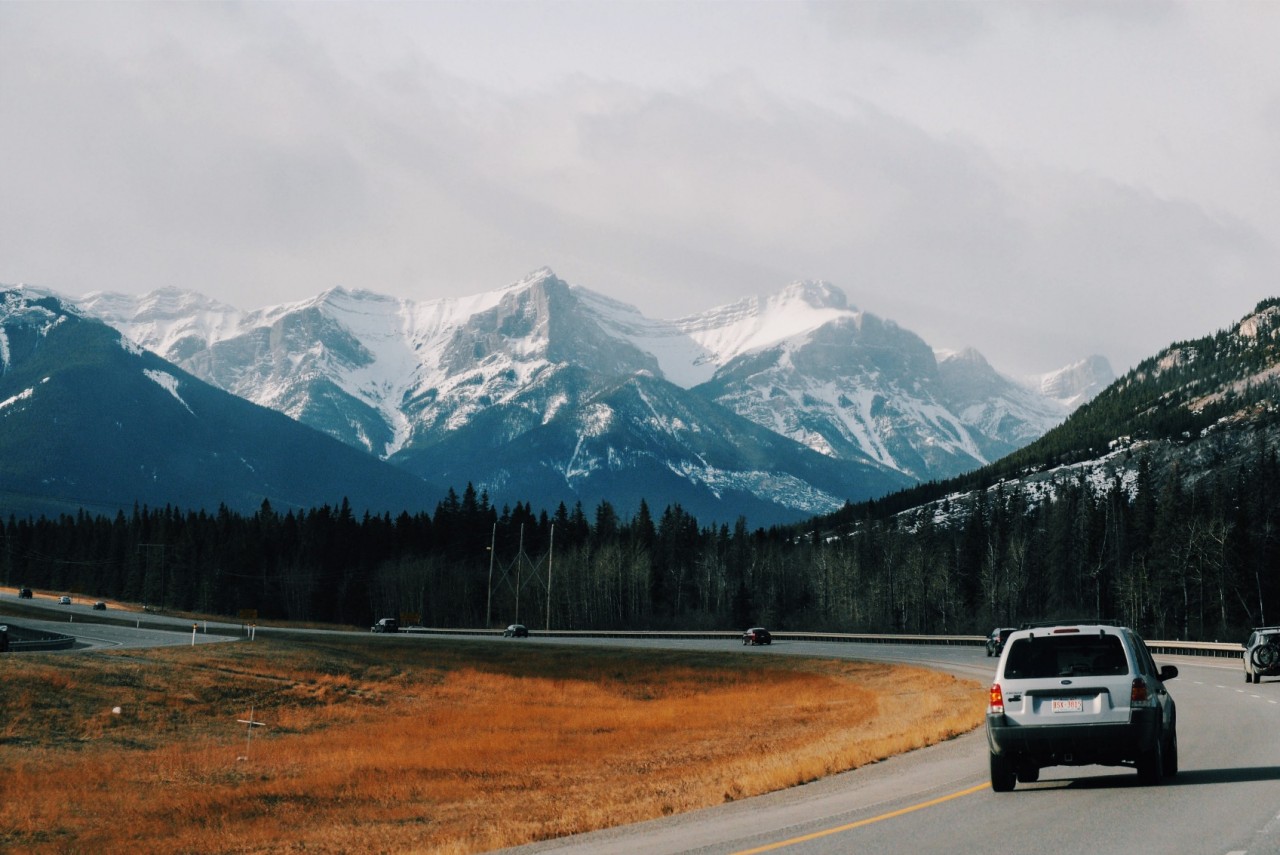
[{"left": 1159, "top": 664, "right": 1179, "bottom": 682}]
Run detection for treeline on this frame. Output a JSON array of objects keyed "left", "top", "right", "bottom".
[{"left": 5, "top": 437, "right": 1280, "bottom": 640}]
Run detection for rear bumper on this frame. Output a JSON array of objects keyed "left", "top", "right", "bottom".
[{"left": 986, "top": 709, "right": 1161, "bottom": 766}]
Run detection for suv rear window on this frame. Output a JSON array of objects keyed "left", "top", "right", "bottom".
[{"left": 1003, "top": 634, "right": 1128, "bottom": 679}]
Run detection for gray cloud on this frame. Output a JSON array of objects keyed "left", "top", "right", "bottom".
[{"left": 2, "top": 1, "right": 1279, "bottom": 378}]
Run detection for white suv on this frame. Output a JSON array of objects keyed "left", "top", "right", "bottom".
[{"left": 986, "top": 622, "right": 1178, "bottom": 790}]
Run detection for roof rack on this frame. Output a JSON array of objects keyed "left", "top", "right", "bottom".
[{"left": 1019, "top": 619, "right": 1120, "bottom": 630}]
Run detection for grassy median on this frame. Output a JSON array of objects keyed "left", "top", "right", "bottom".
[{"left": 0, "top": 634, "right": 984, "bottom": 854}]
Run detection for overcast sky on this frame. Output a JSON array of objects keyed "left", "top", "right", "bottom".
[{"left": 3, "top": 1, "right": 1280, "bottom": 377}]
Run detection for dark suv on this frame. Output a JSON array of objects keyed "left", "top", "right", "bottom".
[
  {"left": 986, "top": 622, "right": 1178, "bottom": 790},
  {"left": 1243, "top": 627, "right": 1280, "bottom": 683},
  {"left": 986, "top": 627, "right": 1016, "bottom": 657}
]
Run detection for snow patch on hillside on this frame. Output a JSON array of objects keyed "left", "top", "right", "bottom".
[
  {"left": 0, "top": 385, "right": 35, "bottom": 412},
  {"left": 145, "top": 369, "right": 193, "bottom": 414}
]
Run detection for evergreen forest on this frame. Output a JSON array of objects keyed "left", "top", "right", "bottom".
[{"left": 6, "top": 433, "right": 1280, "bottom": 643}]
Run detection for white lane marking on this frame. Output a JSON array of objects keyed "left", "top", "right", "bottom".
[{"left": 68, "top": 634, "right": 125, "bottom": 647}]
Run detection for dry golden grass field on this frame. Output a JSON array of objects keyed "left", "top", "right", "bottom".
[{"left": 0, "top": 630, "right": 985, "bottom": 854}]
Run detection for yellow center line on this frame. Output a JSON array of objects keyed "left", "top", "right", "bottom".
[{"left": 731, "top": 782, "right": 990, "bottom": 855}]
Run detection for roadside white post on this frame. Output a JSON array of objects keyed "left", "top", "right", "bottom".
[{"left": 191, "top": 623, "right": 197, "bottom": 646}]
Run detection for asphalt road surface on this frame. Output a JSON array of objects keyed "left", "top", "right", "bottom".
[{"left": 0, "top": 590, "right": 245, "bottom": 649}]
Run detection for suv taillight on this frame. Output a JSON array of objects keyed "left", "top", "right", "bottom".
[
  {"left": 1131, "top": 677, "right": 1153, "bottom": 707},
  {"left": 989, "top": 683, "right": 1005, "bottom": 715}
]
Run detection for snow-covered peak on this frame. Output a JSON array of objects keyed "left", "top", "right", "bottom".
[
  {"left": 938, "top": 347, "right": 991, "bottom": 369},
  {"left": 775, "top": 279, "right": 849, "bottom": 311},
  {"left": 1034, "top": 355, "right": 1115, "bottom": 410},
  {"left": 80, "top": 287, "right": 243, "bottom": 355},
  {"left": 514, "top": 266, "right": 558, "bottom": 289},
  {"left": 585, "top": 280, "right": 861, "bottom": 387}
]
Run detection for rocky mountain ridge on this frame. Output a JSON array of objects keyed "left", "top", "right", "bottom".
[{"left": 72, "top": 269, "right": 1112, "bottom": 522}]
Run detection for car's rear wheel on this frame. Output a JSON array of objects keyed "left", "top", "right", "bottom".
[
  {"left": 989, "top": 752, "right": 1016, "bottom": 792},
  {"left": 1016, "top": 764, "right": 1040, "bottom": 784},
  {"left": 1247, "top": 670, "right": 1255, "bottom": 683},
  {"left": 1163, "top": 727, "right": 1178, "bottom": 778},
  {"left": 1137, "top": 734, "right": 1164, "bottom": 785}
]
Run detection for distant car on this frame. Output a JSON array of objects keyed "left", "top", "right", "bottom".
[
  {"left": 1243, "top": 626, "right": 1280, "bottom": 683},
  {"left": 742, "top": 627, "right": 772, "bottom": 646},
  {"left": 503, "top": 624, "right": 529, "bottom": 638},
  {"left": 92, "top": 601, "right": 107, "bottom": 611},
  {"left": 986, "top": 627, "right": 1016, "bottom": 657},
  {"left": 18, "top": 587, "right": 32, "bottom": 599},
  {"left": 58, "top": 596, "right": 71, "bottom": 605},
  {"left": 371, "top": 618, "right": 399, "bottom": 633}
]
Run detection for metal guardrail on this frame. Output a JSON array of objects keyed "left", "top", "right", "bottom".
[
  {"left": 404, "top": 627, "right": 1245, "bottom": 659},
  {"left": 405, "top": 628, "right": 988, "bottom": 645},
  {"left": 1, "top": 622, "right": 77, "bottom": 652},
  {"left": 1147, "top": 639, "right": 1242, "bottom": 659}
]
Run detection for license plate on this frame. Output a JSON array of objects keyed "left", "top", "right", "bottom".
[{"left": 1051, "top": 698, "right": 1083, "bottom": 713}]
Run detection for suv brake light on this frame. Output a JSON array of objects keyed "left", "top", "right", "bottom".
[
  {"left": 1131, "top": 677, "right": 1153, "bottom": 707},
  {"left": 989, "top": 683, "right": 1005, "bottom": 715}
]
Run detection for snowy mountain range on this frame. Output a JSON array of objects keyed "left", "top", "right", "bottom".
[
  {"left": 0, "top": 290, "right": 440, "bottom": 520},
  {"left": 71, "top": 269, "right": 1110, "bottom": 523}
]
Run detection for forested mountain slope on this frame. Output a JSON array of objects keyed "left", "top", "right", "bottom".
[{"left": 808, "top": 297, "right": 1280, "bottom": 640}]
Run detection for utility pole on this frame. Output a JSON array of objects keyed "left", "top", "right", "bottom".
[
  {"left": 546, "top": 524, "right": 554, "bottom": 631},
  {"left": 515, "top": 525, "right": 523, "bottom": 625},
  {"left": 485, "top": 523, "right": 496, "bottom": 628}
]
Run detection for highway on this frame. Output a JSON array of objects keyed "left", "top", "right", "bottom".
[
  {"left": 6, "top": 593, "right": 1280, "bottom": 854},
  {"left": 0, "top": 590, "right": 246, "bottom": 649}
]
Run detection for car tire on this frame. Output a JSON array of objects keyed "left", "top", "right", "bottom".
[
  {"left": 1137, "top": 734, "right": 1164, "bottom": 785},
  {"left": 1163, "top": 727, "right": 1178, "bottom": 778},
  {"left": 989, "top": 752, "right": 1016, "bottom": 792},
  {"left": 1016, "top": 765, "right": 1040, "bottom": 784},
  {"left": 1246, "top": 670, "right": 1254, "bottom": 683}
]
